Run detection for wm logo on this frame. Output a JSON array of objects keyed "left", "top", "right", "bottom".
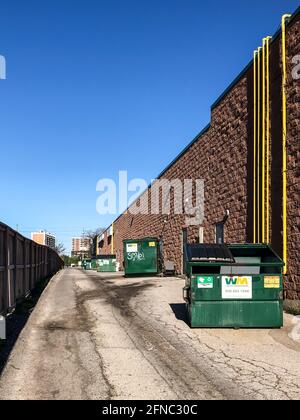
[{"left": 225, "top": 277, "right": 249, "bottom": 286}]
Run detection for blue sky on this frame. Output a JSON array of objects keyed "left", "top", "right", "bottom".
[{"left": 0, "top": 0, "right": 299, "bottom": 253}]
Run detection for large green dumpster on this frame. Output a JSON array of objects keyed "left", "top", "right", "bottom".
[
  {"left": 123, "top": 238, "right": 159, "bottom": 276},
  {"left": 97, "top": 255, "right": 117, "bottom": 273},
  {"left": 183, "top": 244, "right": 284, "bottom": 328}
]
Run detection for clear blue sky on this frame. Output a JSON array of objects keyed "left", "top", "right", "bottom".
[{"left": 0, "top": 0, "right": 299, "bottom": 253}]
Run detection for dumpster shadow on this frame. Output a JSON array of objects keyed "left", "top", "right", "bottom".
[{"left": 170, "top": 304, "right": 189, "bottom": 326}]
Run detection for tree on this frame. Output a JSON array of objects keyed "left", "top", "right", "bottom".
[
  {"left": 83, "top": 228, "right": 106, "bottom": 257},
  {"left": 54, "top": 242, "right": 66, "bottom": 256},
  {"left": 61, "top": 255, "right": 80, "bottom": 267},
  {"left": 83, "top": 228, "right": 106, "bottom": 240}
]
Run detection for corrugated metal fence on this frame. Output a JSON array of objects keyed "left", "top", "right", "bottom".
[{"left": 0, "top": 222, "right": 63, "bottom": 315}]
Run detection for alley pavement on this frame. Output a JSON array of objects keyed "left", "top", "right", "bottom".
[{"left": 0, "top": 268, "right": 300, "bottom": 400}]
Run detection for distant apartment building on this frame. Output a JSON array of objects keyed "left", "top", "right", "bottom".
[
  {"left": 31, "top": 231, "right": 56, "bottom": 249},
  {"left": 71, "top": 237, "right": 92, "bottom": 258}
]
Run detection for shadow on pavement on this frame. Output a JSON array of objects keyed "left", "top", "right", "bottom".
[
  {"left": 170, "top": 303, "right": 189, "bottom": 326},
  {"left": 0, "top": 277, "right": 51, "bottom": 375},
  {"left": 0, "top": 313, "right": 30, "bottom": 375}
]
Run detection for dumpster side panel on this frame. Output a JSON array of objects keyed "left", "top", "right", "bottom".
[
  {"left": 98, "top": 258, "right": 117, "bottom": 273},
  {"left": 191, "top": 301, "right": 283, "bottom": 328},
  {"left": 192, "top": 275, "right": 283, "bottom": 301}
]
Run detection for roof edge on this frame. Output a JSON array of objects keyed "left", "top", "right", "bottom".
[{"left": 211, "top": 6, "right": 300, "bottom": 110}]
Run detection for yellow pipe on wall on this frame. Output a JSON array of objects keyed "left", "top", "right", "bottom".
[
  {"left": 265, "top": 36, "right": 272, "bottom": 244},
  {"left": 281, "top": 14, "right": 291, "bottom": 275},
  {"left": 262, "top": 39, "right": 267, "bottom": 243},
  {"left": 111, "top": 223, "right": 114, "bottom": 254},
  {"left": 253, "top": 50, "right": 258, "bottom": 244},
  {"left": 257, "top": 47, "right": 262, "bottom": 243},
  {"left": 262, "top": 36, "right": 272, "bottom": 244}
]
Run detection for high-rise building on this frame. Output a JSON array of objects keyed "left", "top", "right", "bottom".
[
  {"left": 31, "top": 231, "right": 56, "bottom": 249},
  {"left": 71, "top": 237, "right": 92, "bottom": 258}
]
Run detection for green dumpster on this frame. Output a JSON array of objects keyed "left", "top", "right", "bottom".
[
  {"left": 183, "top": 244, "right": 284, "bottom": 328},
  {"left": 82, "top": 259, "right": 92, "bottom": 270},
  {"left": 91, "top": 258, "right": 98, "bottom": 270},
  {"left": 124, "top": 238, "right": 159, "bottom": 276},
  {"left": 97, "top": 255, "right": 117, "bottom": 273}
]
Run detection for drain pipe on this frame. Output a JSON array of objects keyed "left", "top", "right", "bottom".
[
  {"left": 262, "top": 39, "right": 266, "bottom": 243},
  {"left": 111, "top": 222, "right": 114, "bottom": 254},
  {"left": 257, "top": 47, "right": 262, "bottom": 243},
  {"left": 216, "top": 210, "right": 230, "bottom": 244},
  {"left": 253, "top": 50, "right": 258, "bottom": 244},
  {"left": 262, "top": 36, "right": 272, "bottom": 243},
  {"left": 281, "top": 14, "right": 291, "bottom": 274},
  {"left": 265, "top": 36, "right": 272, "bottom": 243}
]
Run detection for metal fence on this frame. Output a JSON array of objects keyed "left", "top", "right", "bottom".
[{"left": 0, "top": 222, "right": 63, "bottom": 315}]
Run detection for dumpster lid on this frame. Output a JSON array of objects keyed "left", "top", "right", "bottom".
[
  {"left": 185, "top": 244, "right": 235, "bottom": 263},
  {"left": 123, "top": 238, "right": 158, "bottom": 243},
  {"left": 97, "top": 254, "right": 116, "bottom": 259}
]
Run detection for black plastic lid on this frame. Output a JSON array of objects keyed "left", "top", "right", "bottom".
[{"left": 185, "top": 244, "right": 235, "bottom": 263}]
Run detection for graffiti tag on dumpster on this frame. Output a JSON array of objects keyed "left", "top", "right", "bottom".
[
  {"left": 127, "top": 252, "right": 145, "bottom": 262},
  {"left": 222, "top": 276, "right": 252, "bottom": 299}
]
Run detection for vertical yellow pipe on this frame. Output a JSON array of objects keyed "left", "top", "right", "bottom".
[
  {"left": 262, "top": 39, "right": 266, "bottom": 243},
  {"left": 111, "top": 223, "right": 114, "bottom": 254},
  {"left": 281, "top": 14, "right": 291, "bottom": 274},
  {"left": 257, "top": 47, "right": 262, "bottom": 243},
  {"left": 253, "top": 51, "right": 258, "bottom": 244},
  {"left": 266, "top": 36, "right": 272, "bottom": 244}
]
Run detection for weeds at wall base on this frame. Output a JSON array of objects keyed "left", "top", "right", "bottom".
[{"left": 284, "top": 300, "right": 300, "bottom": 316}]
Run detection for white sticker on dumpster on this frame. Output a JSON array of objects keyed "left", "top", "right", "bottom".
[
  {"left": 222, "top": 276, "right": 252, "bottom": 299},
  {"left": 197, "top": 276, "right": 214, "bottom": 289},
  {"left": 126, "top": 243, "right": 138, "bottom": 253}
]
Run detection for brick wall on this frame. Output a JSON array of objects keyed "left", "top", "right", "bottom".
[
  {"left": 98, "top": 230, "right": 113, "bottom": 256},
  {"left": 286, "top": 12, "right": 300, "bottom": 299},
  {"left": 101, "top": 11, "right": 300, "bottom": 299}
]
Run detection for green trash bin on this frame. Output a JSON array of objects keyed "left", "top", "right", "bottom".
[
  {"left": 91, "top": 258, "right": 98, "bottom": 270},
  {"left": 82, "top": 259, "right": 92, "bottom": 270},
  {"left": 123, "top": 238, "right": 159, "bottom": 276},
  {"left": 183, "top": 244, "right": 284, "bottom": 328},
  {"left": 97, "top": 255, "right": 117, "bottom": 273}
]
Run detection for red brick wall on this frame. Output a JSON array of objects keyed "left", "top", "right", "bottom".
[
  {"left": 98, "top": 230, "right": 113, "bottom": 256},
  {"left": 100, "top": 13, "right": 300, "bottom": 299},
  {"left": 286, "top": 12, "right": 300, "bottom": 299}
]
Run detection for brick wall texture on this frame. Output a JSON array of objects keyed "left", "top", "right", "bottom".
[{"left": 99, "top": 12, "right": 300, "bottom": 299}]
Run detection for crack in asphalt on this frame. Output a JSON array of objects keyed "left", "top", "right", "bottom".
[
  {"left": 79, "top": 271, "right": 300, "bottom": 401},
  {"left": 79, "top": 272, "right": 235, "bottom": 400},
  {"left": 138, "top": 297, "right": 300, "bottom": 400},
  {"left": 74, "top": 285, "right": 117, "bottom": 400}
]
